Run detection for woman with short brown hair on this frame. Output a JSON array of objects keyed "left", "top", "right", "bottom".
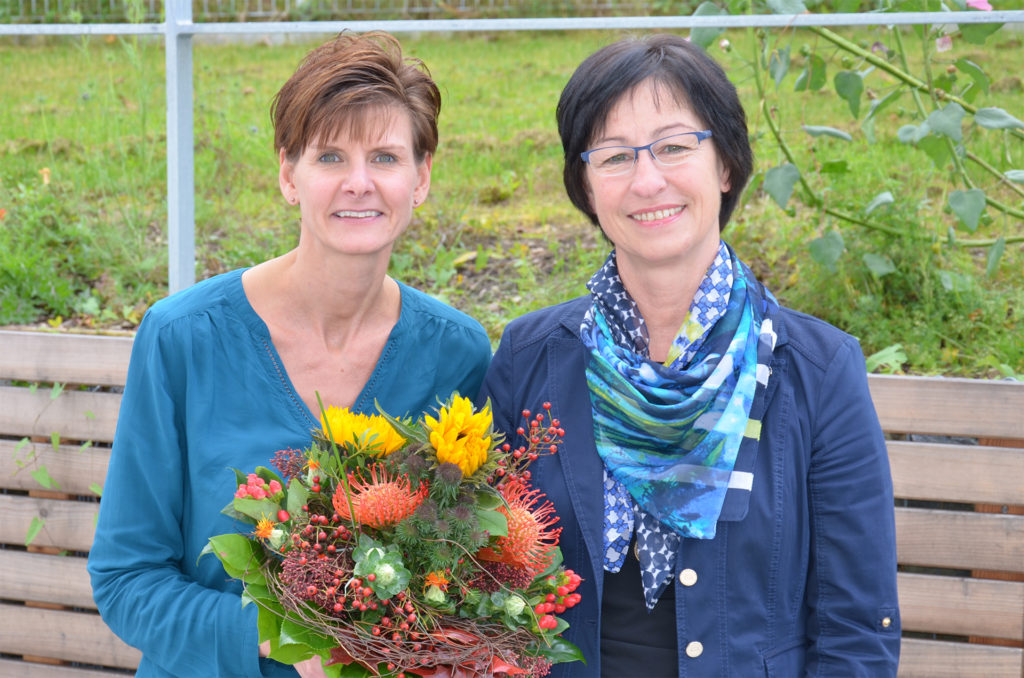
[{"left": 89, "top": 32, "right": 490, "bottom": 678}]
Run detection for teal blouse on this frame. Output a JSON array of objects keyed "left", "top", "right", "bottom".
[{"left": 88, "top": 269, "right": 491, "bottom": 677}]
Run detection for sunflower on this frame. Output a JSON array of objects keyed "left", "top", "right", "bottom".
[
  {"left": 332, "top": 464, "right": 427, "bottom": 528},
  {"left": 320, "top": 406, "right": 406, "bottom": 456},
  {"left": 475, "top": 480, "right": 561, "bottom": 578},
  {"left": 425, "top": 396, "right": 492, "bottom": 477}
]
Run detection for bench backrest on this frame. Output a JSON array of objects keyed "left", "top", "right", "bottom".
[
  {"left": 869, "top": 374, "right": 1024, "bottom": 678},
  {"left": 1, "top": 330, "right": 1022, "bottom": 676}
]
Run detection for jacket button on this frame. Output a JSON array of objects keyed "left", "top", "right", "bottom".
[
  {"left": 881, "top": 617, "right": 892, "bottom": 628},
  {"left": 685, "top": 641, "right": 703, "bottom": 658},
  {"left": 678, "top": 569, "right": 698, "bottom": 587}
]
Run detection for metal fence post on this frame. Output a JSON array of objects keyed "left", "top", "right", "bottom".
[{"left": 166, "top": 0, "right": 195, "bottom": 293}]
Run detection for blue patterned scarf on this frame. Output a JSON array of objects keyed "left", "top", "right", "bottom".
[{"left": 581, "top": 242, "right": 778, "bottom": 608}]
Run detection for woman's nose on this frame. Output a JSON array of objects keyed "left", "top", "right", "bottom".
[
  {"left": 342, "top": 160, "right": 373, "bottom": 195},
  {"left": 630, "top": 149, "right": 668, "bottom": 195}
]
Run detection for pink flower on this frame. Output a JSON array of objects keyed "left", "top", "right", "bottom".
[
  {"left": 935, "top": 35, "right": 953, "bottom": 52},
  {"left": 235, "top": 486, "right": 249, "bottom": 498},
  {"left": 268, "top": 480, "right": 282, "bottom": 495},
  {"left": 966, "top": 0, "right": 992, "bottom": 9}
]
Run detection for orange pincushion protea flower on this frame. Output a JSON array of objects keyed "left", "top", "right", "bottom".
[
  {"left": 476, "top": 480, "right": 561, "bottom": 578},
  {"left": 332, "top": 464, "right": 427, "bottom": 529}
]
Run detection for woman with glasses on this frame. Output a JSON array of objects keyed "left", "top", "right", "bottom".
[
  {"left": 478, "top": 34, "right": 900, "bottom": 677},
  {"left": 88, "top": 32, "right": 490, "bottom": 678}
]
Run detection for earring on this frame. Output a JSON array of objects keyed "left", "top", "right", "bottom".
[{"left": 289, "top": 196, "right": 298, "bottom": 205}]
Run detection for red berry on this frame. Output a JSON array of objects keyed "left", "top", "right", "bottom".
[
  {"left": 277, "top": 509, "right": 290, "bottom": 522},
  {"left": 367, "top": 573, "right": 376, "bottom": 582}
]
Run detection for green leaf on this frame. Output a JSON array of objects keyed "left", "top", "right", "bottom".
[
  {"left": 690, "top": 2, "right": 726, "bottom": 50},
  {"left": 89, "top": 482, "right": 103, "bottom": 497},
  {"left": 232, "top": 497, "right": 282, "bottom": 522},
  {"left": 30, "top": 466, "right": 60, "bottom": 490},
  {"left": 281, "top": 618, "right": 336, "bottom": 651},
  {"left": 961, "top": 21, "right": 1002, "bottom": 46},
  {"left": 286, "top": 477, "right": 309, "bottom": 518},
  {"left": 809, "top": 231, "right": 845, "bottom": 272},
  {"left": 834, "top": 70, "right": 863, "bottom": 118},
  {"left": 802, "top": 125, "right": 852, "bottom": 141},
  {"left": 269, "top": 638, "right": 315, "bottom": 665},
  {"left": 474, "top": 487, "right": 504, "bottom": 510},
  {"left": 865, "top": 344, "right": 907, "bottom": 374},
  {"left": 974, "top": 107, "right": 1024, "bottom": 130},
  {"left": 863, "top": 252, "right": 896, "bottom": 277},
  {"left": 50, "top": 382, "right": 65, "bottom": 399},
  {"left": 256, "top": 603, "right": 283, "bottom": 644},
  {"left": 208, "top": 533, "right": 262, "bottom": 578},
  {"left": 763, "top": 163, "right": 800, "bottom": 209},
  {"left": 955, "top": 58, "right": 989, "bottom": 94},
  {"left": 769, "top": 46, "right": 790, "bottom": 86},
  {"left": 794, "top": 53, "right": 826, "bottom": 92},
  {"left": 767, "top": 0, "right": 807, "bottom": 12},
  {"left": 917, "top": 135, "right": 951, "bottom": 167},
  {"left": 948, "top": 188, "right": 986, "bottom": 232},
  {"left": 25, "top": 516, "right": 45, "bottom": 546},
  {"left": 866, "top": 89, "right": 904, "bottom": 122},
  {"left": 537, "top": 636, "right": 586, "bottom": 665},
  {"left": 926, "top": 103, "right": 965, "bottom": 142},
  {"left": 864, "top": 191, "right": 894, "bottom": 215},
  {"left": 986, "top": 236, "right": 1005, "bottom": 277},
  {"left": 50, "top": 432, "right": 60, "bottom": 452},
  {"left": 1005, "top": 170, "right": 1024, "bottom": 184},
  {"left": 476, "top": 506, "right": 509, "bottom": 538},
  {"left": 897, "top": 123, "right": 930, "bottom": 144}
]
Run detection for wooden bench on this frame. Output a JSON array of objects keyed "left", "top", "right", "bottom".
[{"left": 1, "top": 328, "right": 1022, "bottom": 677}]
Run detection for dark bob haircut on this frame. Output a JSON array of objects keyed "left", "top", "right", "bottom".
[
  {"left": 272, "top": 31, "right": 441, "bottom": 163},
  {"left": 556, "top": 34, "right": 753, "bottom": 231}
]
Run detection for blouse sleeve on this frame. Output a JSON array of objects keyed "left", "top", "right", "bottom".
[
  {"left": 87, "top": 312, "right": 274, "bottom": 678},
  {"left": 805, "top": 337, "right": 901, "bottom": 675}
]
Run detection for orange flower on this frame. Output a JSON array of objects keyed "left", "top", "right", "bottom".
[
  {"left": 332, "top": 464, "right": 427, "bottom": 529},
  {"left": 253, "top": 517, "right": 275, "bottom": 540},
  {"left": 0, "top": 208, "right": 7, "bottom": 220},
  {"left": 424, "top": 570, "right": 450, "bottom": 591},
  {"left": 476, "top": 480, "right": 561, "bottom": 578}
]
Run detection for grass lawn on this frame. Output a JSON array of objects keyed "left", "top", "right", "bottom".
[{"left": 1, "top": 26, "right": 1022, "bottom": 376}]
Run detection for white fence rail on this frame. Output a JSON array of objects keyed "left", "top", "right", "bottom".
[{"left": 2, "top": 8, "right": 1022, "bottom": 292}]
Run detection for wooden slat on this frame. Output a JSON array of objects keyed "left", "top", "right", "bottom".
[
  {"left": 888, "top": 440, "right": 1024, "bottom": 506},
  {"left": 0, "top": 495, "right": 97, "bottom": 552},
  {"left": 897, "top": 637, "right": 1023, "bottom": 678},
  {"left": 0, "top": 603, "right": 140, "bottom": 670},
  {"left": 0, "top": 439, "right": 111, "bottom": 495},
  {"left": 0, "top": 330, "right": 132, "bottom": 387},
  {"left": 869, "top": 374, "right": 1024, "bottom": 439},
  {"left": 895, "top": 507, "right": 1024, "bottom": 573},
  {"left": 0, "top": 551, "right": 96, "bottom": 609},
  {"left": 0, "top": 386, "right": 121, "bottom": 443},
  {"left": 898, "top": 572, "right": 1024, "bottom": 640},
  {"left": 0, "top": 657, "right": 132, "bottom": 678}
]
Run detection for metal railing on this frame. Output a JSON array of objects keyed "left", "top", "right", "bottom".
[{"left": 2, "top": 7, "right": 1022, "bottom": 292}]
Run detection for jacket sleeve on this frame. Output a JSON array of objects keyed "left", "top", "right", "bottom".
[
  {"left": 87, "top": 314, "right": 275, "bottom": 678},
  {"left": 805, "top": 337, "right": 901, "bottom": 676}
]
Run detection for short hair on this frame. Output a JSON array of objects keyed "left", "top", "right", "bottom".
[
  {"left": 272, "top": 31, "right": 441, "bottom": 163},
  {"left": 556, "top": 34, "right": 753, "bottom": 231}
]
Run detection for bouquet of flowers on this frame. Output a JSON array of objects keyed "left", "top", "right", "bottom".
[{"left": 205, "top": 395, "right": 583, "bottom": 678}]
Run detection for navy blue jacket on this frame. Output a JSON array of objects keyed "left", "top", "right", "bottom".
[{"left": 479, "top": 296, "right": 900, "bottom": 677}]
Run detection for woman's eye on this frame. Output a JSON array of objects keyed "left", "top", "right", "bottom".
[
  {"left": 601, "top": 151, "right": 633, "bottom": 167},
  {"left": 373, "top": 152, "right": 398, "bottom": 164},
  {"left": 318, "top": 152, "right": 341, "bottom": 163}
]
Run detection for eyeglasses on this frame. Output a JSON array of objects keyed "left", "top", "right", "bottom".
[{"left": 580, "top": 130, "right": 713, "bottom": 177}]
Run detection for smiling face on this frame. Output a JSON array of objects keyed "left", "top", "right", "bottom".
[
  {"left": 584, "top": 80, "right": 730, "bottom": 277},
  {"left": 279, "top": 105, "right": 431, "bottom": 261}
]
